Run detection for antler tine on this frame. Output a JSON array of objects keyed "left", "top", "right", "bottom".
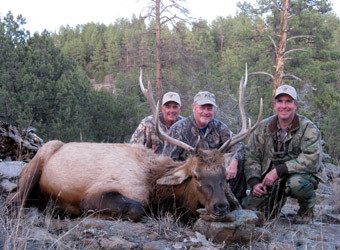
[
  {"left": 225, "top": 99, "right": 263, "bottom": 149},
  {"left": 232, "top": 98, "right": 263, "bottom": 141},
  {"left": 154, "top": 101, "right": 194, "bottom": 152},
  {"left": 139, "top": 68, "right": 157, "bottom": 115},
  {"left": 250, "top": 98, "right": 263, "bottom": 132},
  {"left": 239, "top": 64, "right": 248, "bottom": 132},
  {"left": 218, "top": 64, "right": 263, "bottom": 153}
]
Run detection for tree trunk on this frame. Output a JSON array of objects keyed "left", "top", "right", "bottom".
[
  {"left": 272, "top": 0, "right": 290, "bottom": 97},
  {"left": 155, "top": 0, "right": 163, "bottom": 102}
]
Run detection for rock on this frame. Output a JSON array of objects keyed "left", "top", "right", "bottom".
[
  {"left": 324, "top": 163, "right": 340, "bottom": 181},
  {"left": 252, "top": 227, "right": 271, "bottom": 242},
  {"left": 0, "top": 232, "right": 4, "bottom": 250},
  {"left": 193, "top": 209, "right": 266, "bottom": 243},
  {"left": 0, "top": 179, "right": 17, "bottom": 192},
  {"left": 0, "top": 161, "right": 26, "bottom": 192},
  {"left": 266, "top": 218, "right": 340, "bottom": 249},
  {"left": 27, "top": 227, "right": 56, "bottom": 243},
  {"left": 99, "top": 236, "right": 138, "bottom": 249},
  {"left": 189, "top": 231, "right": 215, "bottom": 248},
  {"left": 197, "top": 208, "right": 236, "bottom": 222},
  {"left": 321, "top": 213, "right": 340, "bottom": 224},
  {"left": 81, "top": 218, "right": 116, "bottom": 229},
  {"left": 0, "top": 161, "right": 26, "bottom": 179},
  {"left": 143, "top": 240, "right": 171, "bottom": 250}
]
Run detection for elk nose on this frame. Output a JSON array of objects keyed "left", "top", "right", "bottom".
[{"left": 214, "top": 201, "right": 229, "bottom": 215}]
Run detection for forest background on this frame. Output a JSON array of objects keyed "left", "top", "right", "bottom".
[{"left": 0, "top": 0, "right": 339, "bottom": 163}]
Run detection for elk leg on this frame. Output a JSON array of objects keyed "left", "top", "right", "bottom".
[{"left": 80, "top": 191, "right": 145, "bottom": 221}]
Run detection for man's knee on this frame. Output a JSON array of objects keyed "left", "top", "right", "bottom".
[{"left": 286, "top": 174, "right": 317, "bottom": 206}]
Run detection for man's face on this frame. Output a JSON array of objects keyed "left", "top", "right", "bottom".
[
  {"left": 192, "top": 103, "right": 215, "bottom": 129},
  {"left": 161, "top": 101, "right": 182, "bottom": 126},
  {"left": 273, "top": 94, "right": 298, "bottom": 122}
]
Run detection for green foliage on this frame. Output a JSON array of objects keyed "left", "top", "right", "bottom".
[
  {"left": 320, "top": 101, "right": 340, "bottom": 162},
  {"left": 1, "top": 1, "right": 340, "bottom": 159},
  {"left": 0, "top": 13, "right": 141, "bottom": 143}
]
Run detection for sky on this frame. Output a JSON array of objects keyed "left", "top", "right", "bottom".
[{"left": 1, "top": 0, "right": 340, "bottom": 34}]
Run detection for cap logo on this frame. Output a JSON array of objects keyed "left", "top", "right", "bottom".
[{"left": 281, "top": 86, "right": 290, "bottom": 91}]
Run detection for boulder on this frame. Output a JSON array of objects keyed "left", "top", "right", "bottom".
[
  {"left": 0, "top": 161, "right": 26, "bottom": 192},
  {"left": 193, "top": 209, "right": 270, "bottom": 243}
]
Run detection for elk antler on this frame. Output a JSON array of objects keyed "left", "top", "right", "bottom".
[
  {"left": 218, "top": 64, "right": 263, "bottom": 153},
  {"left": 139, "top": 68, "right": 157, "bottom": 115},
  {"left": 154, "top": 101, "right": 195, "bottom": 152}
]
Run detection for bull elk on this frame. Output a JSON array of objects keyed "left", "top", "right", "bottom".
[{"left": 8, "top": 66, "right": 262, "bottom": 222}]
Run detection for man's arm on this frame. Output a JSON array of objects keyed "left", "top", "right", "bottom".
[
  {"left": 162, "top": 126, "right": 186, "bottom": 161},
  {"left": 130, "top": 118, "right": 152, "bottom": 147},
  {"left": 218, "top": 123, "right": 245, "bottom": 180},
  {"left": 284, "top": 123, "right": 322, "bottom": 174}
]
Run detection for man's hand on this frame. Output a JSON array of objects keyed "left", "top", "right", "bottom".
[
  {"left": 262, "top": 168, "right": 278, "bottom": 187},
  {"left": 252, "top": 183, "right": 267, "bottom": 197},
  {"left": 226, "top": 159, "right": 238, "bottom": 180}
]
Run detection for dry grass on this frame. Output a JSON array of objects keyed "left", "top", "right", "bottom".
[
  {"left": 0, "top": 199, "right": 95, "bottom": 249},
  {"left": 1, "top": 172, "right": 339, "bottom": 250}
]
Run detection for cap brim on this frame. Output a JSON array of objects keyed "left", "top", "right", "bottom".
[
  {"left": 275, "top": 93, "right": 296, "bottom": 100},
  {"left": 195, "top": 100, "right": 217, "bottom": 107},
  {"left": 162, "top": 100, "right": 181, "bottom": 105}
]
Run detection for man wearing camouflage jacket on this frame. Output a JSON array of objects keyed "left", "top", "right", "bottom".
[
  {"left": 163, "top": 91, "right": 246, "bottom": 201},
  {"left": 242, "top": 85, "right": 327, "bottom": 223},
  {"left": 130, "top": 92, "right": 183, "bottom": 154}
]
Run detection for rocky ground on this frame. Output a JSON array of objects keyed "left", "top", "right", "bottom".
[{"left": 0, "top": 161, "right": 339, "bottom": 249}]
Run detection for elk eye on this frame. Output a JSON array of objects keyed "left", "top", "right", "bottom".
[{"left": 194, "top": 175, "right": 199, "bottom": 181}]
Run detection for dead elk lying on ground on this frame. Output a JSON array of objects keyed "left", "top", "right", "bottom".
[{"left": 8, "top": 71, "right": 262, "bottom": 222}]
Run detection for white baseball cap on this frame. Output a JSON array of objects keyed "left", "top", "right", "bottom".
[
  {"left": 162, "top": 92, "right": 181, "bottom": 105},
  {"left": 275, "top": 85, "right": 298, "bottom": 100}
]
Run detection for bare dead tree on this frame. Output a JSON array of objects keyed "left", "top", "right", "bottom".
[
  {"left": 141, "top": 0, "right": 190, "bottom": 102},
  {"left": 268, "top": 0, "right": 311, "bottom": 97},
  {"left": 272, "top": 0, "right": 290, "bottom": 96}
]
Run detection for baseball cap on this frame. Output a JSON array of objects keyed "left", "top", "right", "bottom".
[
  {"left": 162, "top": 92, "right": 181, "bottom": 105},
  {"left": 274, "top": 85, "right": 298, "bottom": 100},
  {"left": 193, "top": 91, "right": 217, "bottom": 107}
]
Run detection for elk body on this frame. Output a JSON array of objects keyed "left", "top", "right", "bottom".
[
  {"left": 10, "top": 66, "right": 262, "bottom": 222},
  {"left": 11, "top": 140, "right": 232, "bottom": 221}
]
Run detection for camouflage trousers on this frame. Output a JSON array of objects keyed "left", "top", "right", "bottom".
[{"left": 242, "top": 173, "right": 318, "bottom": 219}]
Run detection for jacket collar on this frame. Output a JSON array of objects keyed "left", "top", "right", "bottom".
[
  {"left": 159, "top": 112, "right": 170, "bottom": 129},
  {"left": 268, "top": 113, "right": 300, "bottom": 133},
  {"left": 188, "top": 115, "right": 213, "bottom": 135}
]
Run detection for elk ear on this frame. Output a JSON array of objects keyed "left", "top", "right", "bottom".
[{"left": 156, "top": 169, "right": 189, "bottom": 185}]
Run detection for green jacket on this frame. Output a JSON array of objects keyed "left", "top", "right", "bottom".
[{"left": 245, "top": 114, "right": 327, "bottom": 186}]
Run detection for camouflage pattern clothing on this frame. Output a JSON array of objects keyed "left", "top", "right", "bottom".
[
  {"left": 130, "top": 112, "right": 182, "bottom": 154},
  {"left": 242, "top": 113, "right": 327, "bottom": 218},
  {"left": 162, "top": 115, "right": 246, "bottom": 200}
]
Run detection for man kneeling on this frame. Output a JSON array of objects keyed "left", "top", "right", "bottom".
[{"left": 242, "top": 85, "right": 327, "bottom": 223}]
